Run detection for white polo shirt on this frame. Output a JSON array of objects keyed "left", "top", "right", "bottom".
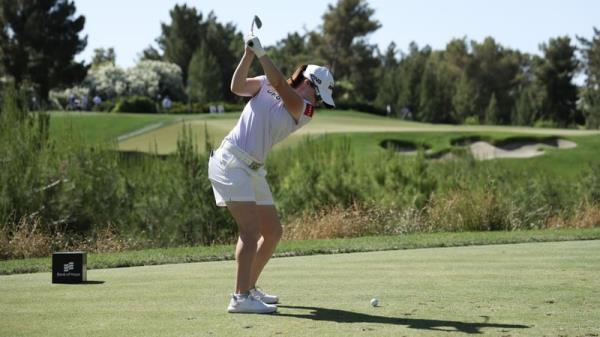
[{"left": 223, "top": 76, "right": 314, "bottom": 163}]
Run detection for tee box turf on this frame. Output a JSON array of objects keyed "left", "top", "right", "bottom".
[{"left": 52, "top": 251, "right": 87, "bottom": 284}]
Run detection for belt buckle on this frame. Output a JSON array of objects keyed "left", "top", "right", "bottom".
[{"left": 249, "top": 162, "right": 261, "bottom": 170}]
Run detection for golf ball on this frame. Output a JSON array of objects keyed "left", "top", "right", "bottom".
[{"left": 370, "top": 298, "right": 379, "bottom": 307}]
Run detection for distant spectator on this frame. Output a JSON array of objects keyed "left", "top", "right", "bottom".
[
  {"left": 81, "top": 95, "right": 89, "bottom": 110},
  {"left": 217, "top": 104, "right": 225, "bottom": 113},
  {"left": 93, "top": 95, "right": 102, "bottom": 106},
  {"left": 161, "top": 96, "right": 172, "bottom": 111},
  {"left": 386, "top": 104, "right": 391, "bottom": 116},
  {"left": 67, "top": 93, "right": 75, "bottom": 110},
  {"left": 209, "top": 105, "right": 217, "bottom": 114}
]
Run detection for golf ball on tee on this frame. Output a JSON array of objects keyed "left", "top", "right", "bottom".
[{"left": 370, "top": 298, "right": 379, "bottom": 307}]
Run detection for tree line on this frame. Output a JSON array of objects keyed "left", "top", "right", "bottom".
[{"left": 1, "top": 0, "right": 599, "bottom": 128}]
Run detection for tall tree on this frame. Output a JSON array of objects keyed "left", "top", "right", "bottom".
[
  {"left": 187, "top": 47, "right": 223, "bottom": 104},
  {"left": 157, "top": 4, "right": 203, "bottom": 84},
  {"left": 418, "top": 54, "right": 453, "bottom": 123},
  {"left": 396, "top": 42, "right": 431, "bottom": 116},
  {"left": 375, "top": 42, "right": 399, "bottom": 111},
  {"left": 269, "top": 32, "right": 313, "bottom": 77},
  {"left": 310, "top": 0, "right": 381, "bottom": 103},
  {"left": 537, "top": 36, "right": 579, "bottom": 126},
  {"left": 469, "top": 37, "right": 522, "bottom": 124},
  {"left": 0, "top": 0, "right": 87, "bottom": 101},
  {"left": 155, "top": 6, "right": 241, "bottom": 102},
  {"left": 452, "top": 72, "right": 478, "bottom": 122},
  {"left": 485, "top": 93, "right": 499, "bottom": 124},
  {"left": 91, "top": 47, "right": 115, "bottom": 68},
  {"left": 577, "top": 27, "right": 600, "bottom": 129}
]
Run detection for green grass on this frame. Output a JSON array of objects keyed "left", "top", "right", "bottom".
[
  {"left": 1, "top": 239, "right": 599, "bottom": 336},
  {"left": 3, "top": 228, "right": 600, "bottom": 275},
  {"left": 49, "top": 110, "right": 600, "bottom": 181},
  {"left": 49, "top": 111, "right": 183, "bottom": 144},
  {"left": 113, "top": 109, "right": 598, "bottom": 154}
]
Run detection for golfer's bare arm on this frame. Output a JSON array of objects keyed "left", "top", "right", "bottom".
[
  {"left": 256, "top": 55, "right": 304, "bottom": 120},
  {"left": 230, "top": 49, "right": 261, "bottom": 97}
]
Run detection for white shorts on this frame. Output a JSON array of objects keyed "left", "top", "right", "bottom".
[{"left": 207, "top": 147, "right": 274, "bottom": 207}]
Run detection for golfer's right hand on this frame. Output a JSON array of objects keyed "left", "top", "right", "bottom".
[{"left": 245, "top": 35, "right": 265, "bottom": 58}]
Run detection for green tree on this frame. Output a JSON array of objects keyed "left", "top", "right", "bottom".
[
  {"left": 0, "top": 0, "right": 87, "bottom": 101},
  {"left": 537, "top": 36, "right": 579, "bottom": 126},
  {"left": 469, "top": 38, "right": 522, "bottom": 124},
  {"left": 452, "top": 72, "right": 478, "bottom": 123},
  {"left": 396, "top": 42, "right": 432, "bottom": 116},
  {"left": 139, "top": 45, "right": 163, "bottom": 61},
  {"left": 91, "top": 47, "right": 115, "bottom": 69},
  {"left": 269, "top": 32, "right": 313, "bottom": 77},
  {"left": 375, "top": 42, "right": 400, "bottom": 112},
  {"left": 187, "top": 48, "right": 223, "bottom": 104},
  {"left": 578, "top": 27, "right": 600, "bottom": 129},
  {"left": 157, "top": 4, "right": 203, "bottom": 84},
  {"left": 202, "top": 13, "right": 243, "bottom": 102},
  {"left": 418, "top": 54, "right": 453, "bottom": 123},
  {"left": 485, "top": 93, "right": 499, "bottom": 124},
  {"left": 155, "top": 6, "right": 242, "bottom": 102},
  {"left": 310, "top": 0, "right": 381, "bottom": 104}
]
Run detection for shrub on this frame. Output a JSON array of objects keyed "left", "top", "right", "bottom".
[
  {"left": 112, "top": 96, "right": 157, "bottom": 113},
  {"left": 92, "top": 98, "right": 117, "bottom": 112},
  {"left": 534, "top": 119, "right": 558, "bottom": 128},
  {"left": 464, "top": 115, "right": 480, "bottom": 125}
]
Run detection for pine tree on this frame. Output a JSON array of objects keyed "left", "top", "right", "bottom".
[
  {"left": 0, "top": 0, "right": 87, "bottom": 101},
  {"left": 485, "top": 93, "right": 500, "bottom": 125},
  {"left": 187, "top": 48, "right": 222, "bottom": 104}
]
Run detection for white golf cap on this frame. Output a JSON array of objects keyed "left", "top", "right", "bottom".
[{"left": 303, "top": 65, "right": 335, "bottom": 107}]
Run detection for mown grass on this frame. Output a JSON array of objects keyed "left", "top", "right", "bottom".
[
  {"left": 1, "top": 239, "right": 599, "bottom": 336},
  {"left": 113, "top": 109, "right": 598, "bottom": 154},
  {"left": 2, "top": 228, "right": 600, "bottom": 275},
  {"left": 49, "top": 111, "right": 184, "bottom": 144}
]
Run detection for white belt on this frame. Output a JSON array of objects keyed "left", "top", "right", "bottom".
[{"left": 220, "top": 140, "right": 263, "bottom": 170}]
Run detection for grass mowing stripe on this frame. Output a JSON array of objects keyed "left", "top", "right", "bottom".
[{"left": 1, "top": 228, "right": 599, "bottom": 275}]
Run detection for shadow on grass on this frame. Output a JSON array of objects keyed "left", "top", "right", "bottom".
[
  {"left": 277, "top": 305, "right": 529, "bottom": 334},
  {"left": 55, "top": 280, "right": 105, "bottom": 285}
]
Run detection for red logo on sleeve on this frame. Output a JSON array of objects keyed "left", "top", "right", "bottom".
[{"left": 304, "top": 104, "right": 314, "bottom": 118}]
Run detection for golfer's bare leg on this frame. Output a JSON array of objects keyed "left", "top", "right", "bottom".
[
  {"left": 226, "top": 202, "right": 260, "bottom": 294},
  {"left": 249, "top": 205, "right": 283, "bottom": 287}
]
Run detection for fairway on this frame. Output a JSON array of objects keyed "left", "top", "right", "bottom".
[
  {"left": 2, "top": 241, "right": 599, "bottom": 337},
  {"left": 115, "top": 110, "right": 600, "bottom": 154}
]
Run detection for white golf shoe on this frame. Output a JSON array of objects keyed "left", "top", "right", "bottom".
[
  {"left": 249, "top": 287, "right": 279, "bottom": 304},
  {"left": 227, "top": 294, "right": 277, "bottom": 314}
]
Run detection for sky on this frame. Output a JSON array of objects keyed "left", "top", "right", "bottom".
[{"left": 74, "top": 0, "right": 599, "bottom": 69}]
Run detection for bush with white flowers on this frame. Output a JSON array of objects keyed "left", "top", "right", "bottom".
[{"left": 53, "top": 61, "right": 186, "bottom": 109}]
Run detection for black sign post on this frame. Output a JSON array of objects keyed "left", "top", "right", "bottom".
[{"left": 52, "top": 251, "right": 87, "bottom": 284}]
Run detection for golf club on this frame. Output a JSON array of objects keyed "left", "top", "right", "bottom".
[{"left": 248, "top": 15, "right": 262, "bottom": 47}]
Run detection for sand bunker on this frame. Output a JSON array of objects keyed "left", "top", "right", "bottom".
[
  {"left": 469, "top": 138, "right": 576, "bottom": 160},
  {"left": 381, "top": 137, "right": 577, "bottom": 160}
]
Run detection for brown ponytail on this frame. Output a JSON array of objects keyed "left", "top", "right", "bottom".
[{"left": 287, "top": 64, "right": 308, "bottom": 88}]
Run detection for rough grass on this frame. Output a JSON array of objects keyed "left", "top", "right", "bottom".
[{"left": 1, "top": 240, "right": 599, "bottom": 337}]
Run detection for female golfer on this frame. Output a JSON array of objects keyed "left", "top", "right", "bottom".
[{"left": 208, "top": 35, "right": 335, "bottom": 314}]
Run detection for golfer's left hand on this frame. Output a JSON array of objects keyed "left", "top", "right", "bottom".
[{"left": 245, "top": 35, "right": 265, "bottom": 58}]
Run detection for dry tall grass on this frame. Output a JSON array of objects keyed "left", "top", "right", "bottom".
[{"left": 0, "top": 218, "right": 133, "bottom": 260}]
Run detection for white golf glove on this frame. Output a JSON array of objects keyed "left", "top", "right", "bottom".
[{"left": 245, "top": 35, "right": 265, "bottom": 58}]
